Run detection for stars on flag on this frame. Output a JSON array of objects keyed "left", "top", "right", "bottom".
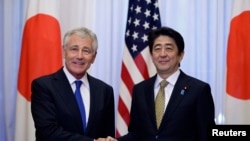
[{"left": 125, "top": 0, "right": 161, "bottom": 58}]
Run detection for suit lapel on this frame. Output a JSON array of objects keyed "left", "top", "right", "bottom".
[
  {"left": 84, "top": 74, "right": 98, "bottom": 132},
  {"left": 52, "top": 68, "right": 83, "bottom": 131},
  {"left": 144, "top": 76, "right": 159, "bottom": 129},
  {"left": 160, "top": 71, "right": 191, "bottom": 129}
]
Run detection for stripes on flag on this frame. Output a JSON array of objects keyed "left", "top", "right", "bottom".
[{"left": 116, "top": 0, "right": 161, "bottom": 137}]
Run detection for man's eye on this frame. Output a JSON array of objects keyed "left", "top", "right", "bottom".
[
  {"left": 70, "top": 47, "right": 78, "bottom": 51},
  {"left": 154, "top": 47, "right": 161, "bottom": 51},
  {"left": 83, "top": 49, "right": 89, "bottom": 52},
  {"left": 83, "top": 49, "right": 91, "bottom": 54}
]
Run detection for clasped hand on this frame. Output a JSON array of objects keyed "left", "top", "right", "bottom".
[{"left": 95, "top": 136, "right": 117, "bottom": 141}]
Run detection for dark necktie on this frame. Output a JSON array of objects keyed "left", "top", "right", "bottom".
[
  {"left": 74, "top": 80, "right": 86, "bottom": 132},
  {"left": 155, "top": 80, "right": 168, "bottom": 129}
]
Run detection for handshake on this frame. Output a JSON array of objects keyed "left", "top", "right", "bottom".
[{"left": 95, "top": 136, "right": 117, "bottom": 141}]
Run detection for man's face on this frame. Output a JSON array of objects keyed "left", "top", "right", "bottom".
[
  {"left": 151, "top": 35, "right": 184, "bottom": 77},
  {"left": 63, "top": 34, "right": 96, "bottom": 79}
]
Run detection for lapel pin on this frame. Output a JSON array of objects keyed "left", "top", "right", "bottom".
[{"left": 180, "top": 86, "right": 188, "bottom": 95}]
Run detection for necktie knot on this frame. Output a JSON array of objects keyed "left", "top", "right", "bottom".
[
  {"left": 160, "top": 80, "right": 167, "bottom": 88},
  {"left": 75, "top": 80, "right": 82, "bottom": 89}
]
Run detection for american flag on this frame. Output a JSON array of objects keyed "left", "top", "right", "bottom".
[{"left": 116, "top": 0, "right": 161, "bottom": 137}]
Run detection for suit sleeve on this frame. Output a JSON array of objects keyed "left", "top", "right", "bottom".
[
  {"left": 102, "top": 85, "right": 115, "bottom": 137},
  {"left": 31, "top": 78, "right": 94, "bottom": 141},
  {"left": 196, "top": 83, "right": 215, "bottom": 141}
]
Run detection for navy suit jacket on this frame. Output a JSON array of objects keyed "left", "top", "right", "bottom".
[
  {"left": 118, "top": 70, "right": 215, "bottom": 141},
  {"left": 31, "top": 67, "right": 115, "bottom": 141}
]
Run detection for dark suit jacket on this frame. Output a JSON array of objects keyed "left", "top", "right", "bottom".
[
  {"left": 31, "top": 67, "right": 115, "bottom": 141},
  {"left": 118, "top": 70, "right": 215, "bottom": 141}
]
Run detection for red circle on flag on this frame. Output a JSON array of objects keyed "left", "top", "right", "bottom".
[
  {"left": 18, "top": 14, "right": 62, "bottom": 101},
  {"left": 227, "top": 11, "right": 250, "bottom": 100}
]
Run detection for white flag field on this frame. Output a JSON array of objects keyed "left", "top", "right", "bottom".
[{"left": 225, "top": 0, "right": 250, "bottom": 124}]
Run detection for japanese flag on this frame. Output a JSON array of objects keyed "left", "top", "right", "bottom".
[
  {"left": 225, "top": 0, "right": 250, "bottom": 124},
  {"left": 15, "top": 0, "right": 62, "bottom": 141}
]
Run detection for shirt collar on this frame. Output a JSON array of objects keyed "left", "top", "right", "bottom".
[
  {"left": 63, "top": 66, "right": 89, "bottom": 87},
  {"left": 155, "top": 69, "right": 180, "bottom": 88}
]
